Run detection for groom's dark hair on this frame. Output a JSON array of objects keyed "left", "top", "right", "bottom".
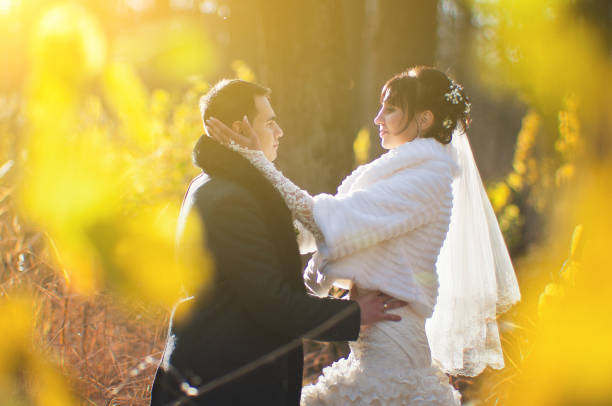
[{"left": 199, "top": 79, "right": 271, "bottom": 127}]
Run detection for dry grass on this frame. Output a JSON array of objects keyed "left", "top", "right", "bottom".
[{"left": 1, "top": 182, "right": 169, "bottom": 405}]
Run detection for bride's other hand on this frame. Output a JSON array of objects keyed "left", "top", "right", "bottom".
[{"left": 205, "top": 116, "right": 262, "bottom": 151}]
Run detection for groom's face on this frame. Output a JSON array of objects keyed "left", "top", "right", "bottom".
[{"left": 250, "top": 95, "right": 284, "bottom": 162}]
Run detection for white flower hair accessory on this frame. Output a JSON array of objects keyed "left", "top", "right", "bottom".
[
  {"left": 442, "top": 117, "right": 454, "bottom": 129},
  {"left": 444, "top": 81, "right": 463, "bottom": 104}
]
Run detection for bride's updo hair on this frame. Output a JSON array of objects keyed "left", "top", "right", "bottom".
[{"left": 381, "top": 66, "right": 471, "bottom": 144}]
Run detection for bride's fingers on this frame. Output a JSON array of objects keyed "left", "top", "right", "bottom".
[
  {"left": 241, "top": 116, "right": 259, "bottom": 142},
  {"left": 378, "top": 293, "right": 396, "bottom": 302},
  {"left": 383, "top": 299, "right": 408, "bottom": 311},
  {"left": 238, "top": 116, "right": 261, "bottom": 149},
  {"left": 205, "top": 119, "right": 229, "bottom": 144},
  {"left": 205, "top": 124, "right": 227, "bottom": 144},
  {"left": 382, "top": 313, "right": 402, "bottom": 322},
  {"left": 206, "top": 118, "right": 233, "bottom": 143},
  {"left": 210, "top": 117, "right": 253, "bottom": 147}
]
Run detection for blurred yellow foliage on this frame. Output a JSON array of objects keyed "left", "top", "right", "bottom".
[
  {"left": 103, "top": 62, "right": 154, "bottom": 148},
  {"left": 472, "top": 0, "right": 609, "bottom": 111},
  {"left": 512, "top": 111, "right": 539, "bottom": 182},
  {"left": 485, "top": 109, "right": 541, "bottom": 247},
  {"left": 568, "top": 224, "right": 583, "bottom": 259},
  {"left": 506, "top": 172, "right": 612, "bottom": 405},
  {"left": 488, "top": 181, "right": 511, "bottom": 212},
  {"left": 0, "top": 295, "right": 33, "bottom": 377},
  {"left": 555, "top": 96, "right": 582, "bottom": 188},
  {"left": 537, "top": 224, "right": 583, "bottom": 320},
  {"left": 1, "top": 2, "right": 215, "bottom": 401},
  {"left": 471, "top": 2, "right": 612, "bottom": 400},
  {"left": 555, "top": 163, "right": 575, "bottom": 187},
  {"left": 107, "top": 204, "right": 211, "bottom": 305},
  {"left": 114, "top": 17, "right": 218, "bottom": 84},
  {"left": 17, "top": 3, "right": 211, "bottom": 304},
  {"left": 353, "top": 127, "right": 371, "bottom": 166},
  {"left": 0, "top": 295, "right": 77, "bottom": 406},
  {"left": 30, "top": 3, "right": 106, "bottom": 85},
  {"left": 487, "top": 95, "right": 585, "bottom": 250},
  {"left": 537, "top": 281, "right": 564, "bottom": 320}
]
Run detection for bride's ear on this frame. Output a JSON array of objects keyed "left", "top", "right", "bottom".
[
  {"left": 420, "top": 110, "right": 434, "bottom": 132},
  {"left": 231, "top": 121, "right": 243, "bottom": 134}
]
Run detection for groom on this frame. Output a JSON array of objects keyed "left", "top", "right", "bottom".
[{"left": 150, "top": 79, "right": 403, "bottom": 406}]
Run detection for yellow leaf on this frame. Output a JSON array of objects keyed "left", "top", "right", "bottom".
[{"left": 353, "top": 127, "right": 371, "bottom": 166}]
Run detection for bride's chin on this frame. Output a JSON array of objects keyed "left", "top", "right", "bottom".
[{"left": 380, "top": 140, "right": 391, "bottom": 150}]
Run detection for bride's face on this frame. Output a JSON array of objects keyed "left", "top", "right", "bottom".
[{"left": 373, "top": 98, "right": 419, "bottom": 150}]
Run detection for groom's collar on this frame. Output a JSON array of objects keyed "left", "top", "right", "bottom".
[
  {"left": 193, "top": 135, "right": 262, "bottom": 184},
  {"left": 192, "top": 134, "right": 292, "bottom": 215},
  {"left": 192, "top": 134, "right": 303, "bottom": 276}
]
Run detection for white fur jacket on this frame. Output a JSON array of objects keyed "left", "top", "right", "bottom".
[{"left": 235, "top": 137, "right": 458, "bottom": 319}]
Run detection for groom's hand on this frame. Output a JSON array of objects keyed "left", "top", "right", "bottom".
[{"left": 351, "top": 286, "right": 407, "bottom": 326}]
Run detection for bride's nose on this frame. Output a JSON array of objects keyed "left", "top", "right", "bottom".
[{"left": 374, "top": 108, "right": 384, "bottom": 125}]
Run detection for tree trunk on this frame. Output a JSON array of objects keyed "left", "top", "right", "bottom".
[
  {"left": 366, "top": 0, "right": 439, "bottom": 157},
  {"left": 250, "top": 0, "right": 363, "bottom": 193}
]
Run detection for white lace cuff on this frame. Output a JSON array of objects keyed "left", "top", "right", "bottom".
[{"left": 226, "top": 142, "right": 324, "bottom": 242}]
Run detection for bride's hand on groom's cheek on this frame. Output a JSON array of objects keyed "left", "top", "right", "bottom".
[{"left": 205, "top": 116, "right": 262, "bottom": 151}]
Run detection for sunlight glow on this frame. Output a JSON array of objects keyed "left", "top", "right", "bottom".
[
  {"left": 0, "top": 0, "right": 15, "bottom": 15},
  {"left": 124, "top": 0, "right": 152, "bottom": 13},
  {"left": 200, "top": 0, "right": 217, "bottom": 14},
  {"left": 171, "top": 0, "right": 194, "bottom": 10}
]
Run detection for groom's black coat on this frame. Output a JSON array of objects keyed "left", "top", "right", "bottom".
[{"left": 150, "top": 136, "right": 361, "bottom": 406}]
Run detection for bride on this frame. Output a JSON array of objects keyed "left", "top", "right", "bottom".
[{"left": 206, "top": 66, "right": 521, "bottom": 405}]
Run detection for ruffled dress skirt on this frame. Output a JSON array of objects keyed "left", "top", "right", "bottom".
[{"left": 301, "top": 305, "right": 461, "bottom": 406}]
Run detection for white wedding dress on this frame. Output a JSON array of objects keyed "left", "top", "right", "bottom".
[
  {"left": 301, "top": 302, "right": 461, "bottom": 405},
  {"left": 232, "top": 137, "right": 462, "bottom": 405}
]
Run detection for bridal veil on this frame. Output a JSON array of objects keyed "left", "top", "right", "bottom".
[{"left": 426, "top": 130, "right": 521, "bottom": 377}]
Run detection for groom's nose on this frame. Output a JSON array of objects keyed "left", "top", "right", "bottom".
[{"left": 275, "top": 124, "right": 284, "bottom": 139}]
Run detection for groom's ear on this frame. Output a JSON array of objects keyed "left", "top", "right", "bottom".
[{"left": 231, "top": 121, "right": 243, "bottom": 134}]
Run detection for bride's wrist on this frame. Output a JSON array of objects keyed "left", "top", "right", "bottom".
[
  {"left": 226, "top": 141, "right": 268, "bottom": 164},
  {"left": 226, "top": 139, "right": 260, "bottom": 153}
]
